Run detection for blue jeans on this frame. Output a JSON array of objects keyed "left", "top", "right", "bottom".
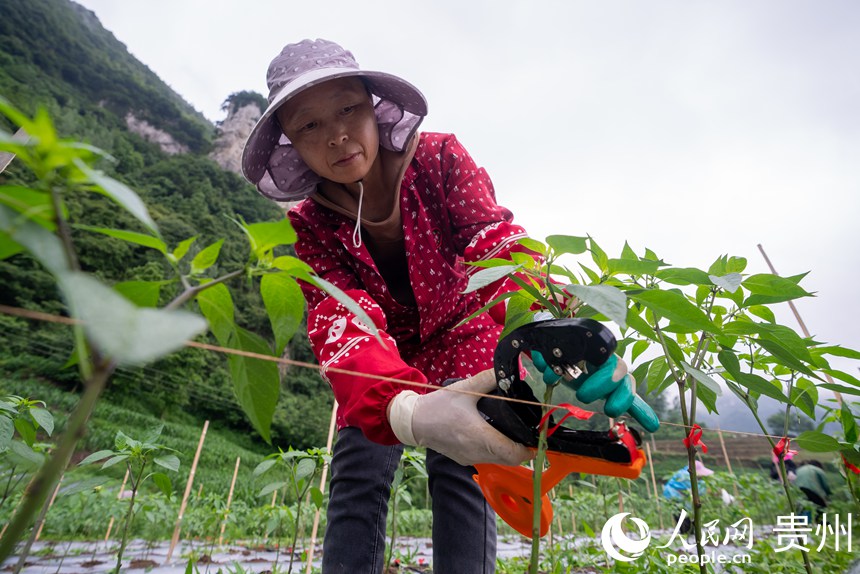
[{"left": 321, "top": 427, "right": 497, "bottom": 573}]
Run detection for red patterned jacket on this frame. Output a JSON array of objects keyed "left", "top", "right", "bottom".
[{"left": 288, "top": 132, "right": 529, "bottom": 444}]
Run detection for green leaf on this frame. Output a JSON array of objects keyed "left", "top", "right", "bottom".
[
  {"left": 790, "top": 378, "right": 818, "bottom": 420},
  {"left": 588, "top": 236, "right": 608, "bottom": 272},
  {"left": 154, "top": 454, "right": 180, "bottom": 472},
  {"left": 0, "top": 416, "right": 14, "bottom": 450},
  {"left": 822, "top": 369, "right": 860, "bottom": 388},
  {"left": 607, "top": 259, "right": 660, "bottom": 277},
  {"left": 29, "top": 407, "right": 53, "bottom": 436},
  {"left": 631, "top": 340, "right": 651, "bottom": 363},
  {"left": 0, "top": 232, "right": 23, "bottom": 261},
  {"left": 245, "top": 218, "right": 297, "bottom": 257},
  {"left": 819, "top": 383, "right": 860, "bottom": 397},
  {"left": 261, "top": 273, "right": 305, "bottom": 355},
  {"left": 151, "top": 473, "right": 173, "bottom": 498},
  {"left": 102, "top": 454, "right": 129, "bottom": 469},
  {"left": 8, "top": 441, "right": 44, "bottom": 467},
  {"left": 645, "top": 356, "right": 669, "bottom": 394},
  {"left": 841, "top": 402, "right": 858, "bottom": 443},
  {"left": 462, "top": 264, "right": 521, "bottom": 294},
  {"left": 546, "top": 235, "right": 587, "bottom": 256},
  {"left": 735, "top": 372, "right": 789, "bottom": 403},
  {"left": 172, "top": 236, "right": 197, "bottom": 262},
  {"left": 60, "top": 272, "right": 208, "bottom": 366},
  {"left": 78, "top": 449, "right": 116, "bottom": 466},
  {"left": 813, "top": 346, "right": 860, "bottom": 360},
  {"left": 253, "top": 458, "right": 278, "bottom": 477},
  {"left": 709, "top": 273, "right": 742, "bottom": 293},
  {"left": 310, "top": 486, "right": 324, "bottom": 509},
  {"left": 625, "top": 308, "right": 657, "bottom": 341},
  {"left": 726, "top": 256, "right": 747, "bottom": 273},
  {"left": 0, "top": 204, "right": 67, "bottom": 274},
  {"left": 747, "top": 305, "right": 775, "bottom": 323},
  {"left": 518, "top": 237, "right": 547, "bottom": 256},
  {"left": 500, "top": 293, "right": 536, "bottom": 339},
  {"left": 796, "top": 431, "right": 841, "bottom": 453},
  {"left": 295, "top": 457, "right": 316, "bottom": 482},
  {"left": 680, "top": 362, "right": 723, "bottom": 397},
  {"left": 717, "top": 350, "right": 741, "bottom": 379},
  {"left": 258, "top": 481, "right": 288, "bottom": 498},
  {"left": 0, "top": 185, "right": 56, "bottom": 229},
  {"left": 628, "top": 289, "right": 720, "bottom": 334},
  {"left": 272, "top": 255, "right": 314, "bottom": 274},
  {"left": 229, "top": 327, "right": 280, "bottom": 443},
  {"left": 13, "top": 418, "right": 35, "bottom": 446},
  {"left": 114, "top": 280, "right": 164, "bottom": 308},
  {"left": 196, "top": 283, "right": 235, "bottom": 346},
  {"left": 140, "top": 424, "right": 164, "bottom": 444},
  {"left": 742, "top": 273, "right": 812, "bottom": 306},
  {"left": 191, "top": 239, "right": 224, "bottom": 275},
  {"left": 655, "top": 267, "right": 713, "bottom": 286},
  {"left": 755, "top": 337, "right": 814, "bottom": 376},
  {"left": 563, "top": 284, "right": 628, "bottom": 329},
  {"left": 76, "top": 161, "right": 158, "bottom": 233},
  {"left": 74, "top": 225, "right": 166, "bottom": 254}
]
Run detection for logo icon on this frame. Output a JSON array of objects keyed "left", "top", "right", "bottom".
[{"left": 601, "top": 512, "right": 651, "bottom": 562}]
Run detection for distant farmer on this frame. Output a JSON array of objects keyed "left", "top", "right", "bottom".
[
  {"left": 663, "top": 459, "right": 714, "bottom": 534},
  {"left": 794, "top": 460, "right": 831, "bottom": 520}
]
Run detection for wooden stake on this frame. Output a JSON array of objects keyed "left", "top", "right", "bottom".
[
  {"left": 569, "top": 485, "right": 577, "bottom": 536},
  {"left": 218, "top": 457, "right": 241, "bottom": 546},
  {"left": 306, "top": 400, "right": 338, "bottom": 574},
  {"left": 34, "top": 477, "right": 63, "bottom": 541},
  {"left": 104, "top": 468, "right": 130, "bottom": 543},
  {"left": 645, "top": 443, "right": 664, "bottom": 530},
  {"left": 757, "top": 243, "right": 843, "bottom": 406},
  {"left": 166, "top": 420, "right": 209, "bottom": 563},
  {"left": 717, "top": 428, "right": 740, "bottom": 501}
]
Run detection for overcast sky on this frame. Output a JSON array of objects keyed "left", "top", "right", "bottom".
[{"left": 73, "top": 0, "right": 859, "bottom": 380}]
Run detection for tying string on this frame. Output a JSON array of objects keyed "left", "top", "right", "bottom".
[
  {"left": 683, "top": 424, "right": 709, "bottom": 453},
  {"left": 538, "top": 403, "right": 593, "bottom": 438},
  {"left": 0, "top": 303, "right": 819, "bottom": 444},
  {"left": 351, "top": 180, "right": 364, "bottom": 248}
]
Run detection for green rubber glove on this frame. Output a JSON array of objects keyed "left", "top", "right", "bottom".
[{"left": 530, "top": 351, "right": 660, "bottom": 432}]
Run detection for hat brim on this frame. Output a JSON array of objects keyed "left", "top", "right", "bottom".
[{"left": 241, "top": 67, "right": 427, "bottom": 185}]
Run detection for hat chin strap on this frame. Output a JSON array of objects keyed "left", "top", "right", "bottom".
[{"left": 351, "top": 180, "right": 364, "bottom": 249}]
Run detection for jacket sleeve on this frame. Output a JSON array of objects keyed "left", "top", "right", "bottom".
[
  {"left": 288, "top": 208, "right": 427, "bottom": 445},
  {"left": 436, "top": 134, "right": 540, "bottom": 323}
]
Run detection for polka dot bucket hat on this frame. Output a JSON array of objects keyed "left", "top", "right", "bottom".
[{"left": 241, "top": 39, "right": 428, "bottom": 201}]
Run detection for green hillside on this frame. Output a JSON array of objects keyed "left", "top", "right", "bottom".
[{"left": 0, "top": 0, "right": 333, "bottom": 454}]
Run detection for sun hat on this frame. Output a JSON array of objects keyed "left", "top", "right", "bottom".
[
  {"left": 695, "top": 459, "right": 714, "bottom": 476},
  {"left": 241, "top": 38, "right": 428, "bottom": 201}
]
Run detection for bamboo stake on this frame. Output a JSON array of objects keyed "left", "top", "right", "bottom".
[
  {"left": 717, "top": 429, "right": 740, "bottom": 500},
  {"left": 757, "top": 243, "right": 843, "bottom": 406},
  {"left": 104, "top": 468, "right": 130, "bottom": 543},
  {"left": 34, "top": 477, "right": 62, "bottom": 541},
  {"left": 0, "top": 128, "right": 27, "bottom": 174},
  {"left": 568, "top": 485, "right": 578, "bottom": 536},
  {"left": 305, "top": 400, "right": 338, "bottom": 574},
  {"left": 166, "top": 420, "right": 209, "bottom": 563},
  {"left": 645, "top": 443, "right": 664, "bottom": 530},
  {"left": 218, "top": 457, "right": 241, "bottom": 546}
]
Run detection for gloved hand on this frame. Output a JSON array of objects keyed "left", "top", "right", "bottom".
[
  {"left": 531, "top": 351, "right": 660, "bottom": 433},
  {"left": 387, "top": 370, "right": 535, "bottom": 467}
]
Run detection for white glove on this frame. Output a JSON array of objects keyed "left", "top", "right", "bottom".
[{"left": 387, "top": 370, "right": 534, "bottom": 467}]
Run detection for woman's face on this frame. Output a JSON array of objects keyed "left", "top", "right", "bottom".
[{"left": 277, "top": 77, "right": 379, "bottom": 185}]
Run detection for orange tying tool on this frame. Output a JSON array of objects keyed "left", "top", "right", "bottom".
[{"left": 473, "top": 318, "right": 648, "bottom": 538}]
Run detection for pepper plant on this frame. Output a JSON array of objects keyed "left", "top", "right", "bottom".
[
  {"left": 0, "top": 396, "right": 54, "bottom": 510},
  {"left": 78, "top": 425, "right": 179, "bottom": 574},
  {"left": 253, "top": 446, "right": 330, "bottom": 573},
  {"left": 0, "top": 99, "right": 377, "bottom": 561},
  {"left": 466, "top": 234, "right": 859, "bottom": 574}
]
